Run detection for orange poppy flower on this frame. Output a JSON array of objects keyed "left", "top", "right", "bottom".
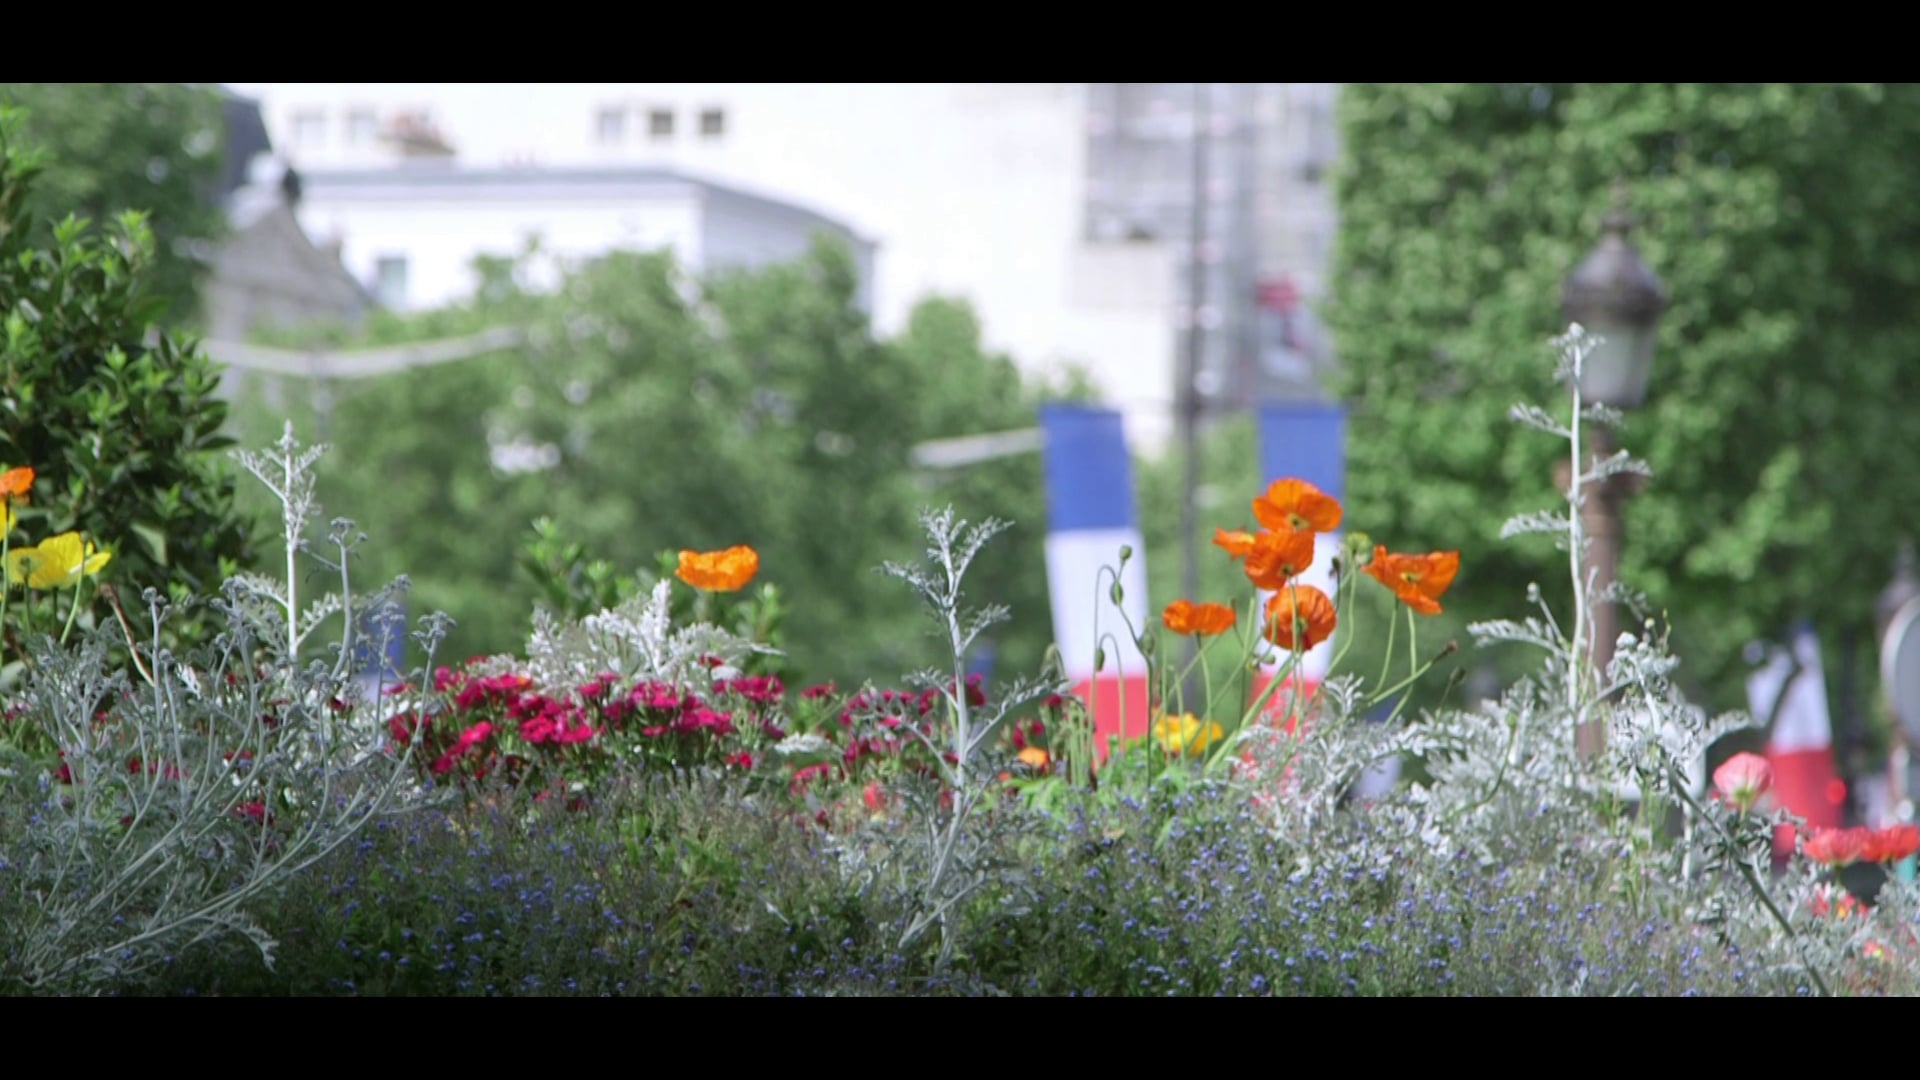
[
  {"left": 1252, "top": 478, "right": 1342, "bottom": 535},
  {"left": 675, "top": 545, "right": 760, "bottom": 592},
  {"left": 1264, "top": 585, "right": 1337, "bottom": 652},
  {"left": 1864, "top": 824, "right": 1920, "bottom": 864},
  {"left": 1362, "top": 545, "right": 1461, "bottom": 616},
  {"left": 0, "top": 465, "right": 32, "bottom": 503},
  {"left": 1243, "top": 527, "right": 1315, "bottom": 591},
  {"left": 1017, "top": 746, "right": 1051, "bottom": 773},
  {"left": 1213, "top": 527, "right": 1257, "bottom": 561},
  {"left": 1162, "top": 599, "right": 1236, "bottom": 637}
]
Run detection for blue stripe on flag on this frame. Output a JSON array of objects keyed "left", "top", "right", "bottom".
[
  {"left": 1257, "top": 403, "right": 1346, "bottom": 502},
  {"left": 1040, "top": 405, "right": 1137, "bottom": 533}
]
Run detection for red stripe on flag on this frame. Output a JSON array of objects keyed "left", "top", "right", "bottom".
[
  {"left": 1073, "top": 675, "right": 1152, "bottom": 763},
  {"left": 1767, "top": 745, "right": 1844, "bottom": 860}
]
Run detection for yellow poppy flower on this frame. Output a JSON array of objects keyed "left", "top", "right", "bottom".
[
  {"left": 1150, "top": 712, "right": 1225, "bottom": 757},
  {"left": 5, "top": 532, "right": 111, "bottom": 590}
]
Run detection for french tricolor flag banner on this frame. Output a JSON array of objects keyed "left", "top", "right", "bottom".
[
  {"left": 1251, "top": 403, "right": 1346, "bottom": 731},
  {"left": 1039, "top": 404, "right": 1152, "bottom": 761},
  {"left": 1745, "top": 621, "right": 1844, "bottom": 859}
]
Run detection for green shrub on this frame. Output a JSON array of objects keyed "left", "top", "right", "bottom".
[{"left": 0, "top": 106, "right": 253, "bottom": 664}]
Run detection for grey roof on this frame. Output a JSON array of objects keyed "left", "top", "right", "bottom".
[
  {"left": 298, "top": 165, "right": 870, "bottom": 244},
  {"left": 218, "top": 91, "right": 274, "bottom": 201}
]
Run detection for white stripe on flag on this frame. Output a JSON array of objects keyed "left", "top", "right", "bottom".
[
  {"left": 1046, "top": 528, "right": 1150, "bottom": 683},
  {"left": 1253, "top": 531, "right": 1343, "bottom": 683},
  {"left": 1746, "top": 631, "right": 1833, "bottom": 755}
]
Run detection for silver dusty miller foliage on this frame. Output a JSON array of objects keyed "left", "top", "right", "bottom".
[
  {"left": 851, "top": 507, "right": 1067, "bottom": 971},
  {"left": 1231, "top": 326, "right": 1854, "bottom": 994},
  {"left": 519, "top": 577, "right": 769, "bottom": 691},
  {"left": 0, "top": 422, "right": 444, "bottom": 994}
]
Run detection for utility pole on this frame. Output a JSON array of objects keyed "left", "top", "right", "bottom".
[{"left": 1177, "top": 83, "right": 1211, "bottom": 698}]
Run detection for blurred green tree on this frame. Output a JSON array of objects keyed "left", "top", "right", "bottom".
[
  {"left": 0, "top": 84, "right": 228, "bottom": 328},
  {"left": 228, "top": 238, "right": 1081, "bottom": 688},
  {"left": 1329, "top": 83, "right": 1920, "bottom": 713}
]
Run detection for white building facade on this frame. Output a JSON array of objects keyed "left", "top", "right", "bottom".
[
  {"left": 224, "top": 83, "right": 1342, "bottom": 451},
  {"left": 292, "top": 166, "right": 876, "bottom": 316}
]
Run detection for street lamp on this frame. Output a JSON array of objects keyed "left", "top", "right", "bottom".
[
  {"left": 1563, "top": 191, "right": 1667, "bottom": 410},
  {"left": 1561, "top": 184, "right": 1667, "bottom": 760}
]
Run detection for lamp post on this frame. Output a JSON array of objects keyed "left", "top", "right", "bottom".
[
  {"left": 1176, "top": 83, "right": 1211, "bottom": 699},
  {"left": 1561, "top": 185, "right": 1667, "bottom": 761}
]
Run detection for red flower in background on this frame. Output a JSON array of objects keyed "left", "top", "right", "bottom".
[
  {"left": 790, "top": 763, "right": 836, "bottom": 795},
  {"left": 432, "top": 721, "right": 495, "bottom": 775},
  {"left": 1864, "top": 824, "right": 1920, "bottom": 864},
  {"left": 1810, "top": 885, "right": 1866, "bottom": 919},
  {"left": 1803, "top": 826, "right": 1870, "bottom": 867},
  {"left": 388, "top": 711, "right": 428, "bottom": 746}
]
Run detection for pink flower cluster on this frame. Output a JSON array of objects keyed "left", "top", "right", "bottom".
[
  {"left": 378, "top": 657, "right": 1082, "bottom": 831},
  {"left": 391, "top": 662, "right": 807, "bottom": 793}
]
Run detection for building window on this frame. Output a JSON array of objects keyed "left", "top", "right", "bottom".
[
  {"left": 596, "top": 106, "right": 627, "bottom": 144},
  {"left": 374, "top": 255, "right": 408, "bottom": 309},
  {"left": 346, "top": 108, "right": 379, "bottom": 146},
  {"left": 291, "top": 109, "right": 324, "bottom": 147},
  {"left": 699, "top": 107, "right": 726, "bottom": 138},
  {"left": 648, "top": 108, "right": 675, "bottom": 140},
  {"left": 1082, "top": 84, "right": 1186, "bottom": 245}
]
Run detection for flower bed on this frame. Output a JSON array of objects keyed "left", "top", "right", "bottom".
[{"left": 9, "top": 330, "right": 1920, "bottom": 997}]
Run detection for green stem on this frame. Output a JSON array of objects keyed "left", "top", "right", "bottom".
[
  {"left": 1405, "top": 606, "right": 1417, "bottom": 681},
  {"left": 58, "top": 580, "right": 84, "bottom": 645},
  {"left": 1165, "top": 632, "right": 1223, "bottom": 717},
  {"left": 1328, "top": 560, "right": 1360, "bottom": 675},
  {"left": 1208, "top": 640, "right": 1301, "bottom": 772},
  {"left": 1378, "top": 598, "right": 1398, "bottom": 689},
  {"left": 1368, "top": 640, "right": 1459, "bottom": 711},
  {"left": 1285, "top": 580, "right": 1305, "bottom": 727},
  {"left": 1197, "top": 635, "right": 1217, "bottom": 723},
  {"left": 2, "top": 527, "right": 12, "bottom": 660},
  {"left": 1235, "top": 593, "right": 1256, "bottom": 752}
]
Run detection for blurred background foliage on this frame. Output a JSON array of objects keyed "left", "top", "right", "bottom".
[
  {"left": 1, "top": 104, "right": 251, "bottom": 660},
  {"left": 1329, "top": 83, "right": 1920, "bottom": 724},
  {"left": 0, "top": 84, "right": 228, "bottom": 328},
  {"left": 227, "top": 240, "right": 1094, "bottom": 688},
  {"left": 14, "top": 80, "right": 1920, "bottom": 743}
]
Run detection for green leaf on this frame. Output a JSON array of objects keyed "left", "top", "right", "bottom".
[{"left": 130, "top": 522, "right": 168, "bottom": 565}]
